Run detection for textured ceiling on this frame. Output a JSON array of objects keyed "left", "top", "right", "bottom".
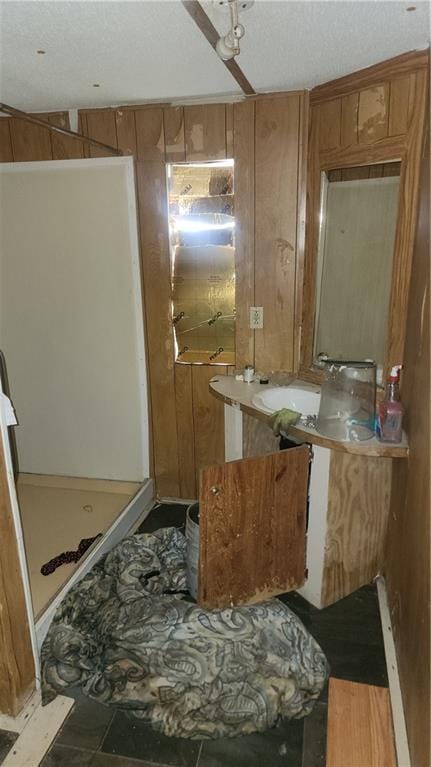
[{"left": 0, "top": 0, "right": 429, "bottom": 112}]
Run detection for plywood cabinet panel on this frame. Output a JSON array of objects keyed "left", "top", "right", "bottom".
[
  {"left": 321, "top": 452, "right": 392, "bottom": 606},
  {"left": 164, "top": 107, "right": 185, "bottom": 163},
  {"left": 192, "top": 365, "right": 227, "bottom": 491},
  {"left": 242, "top": 412, "right": 279, "bottom": 457},
  {"left": 199, "top": 444, "right": 309, "bottom": 608},
  {"left": 184, "top": 104, "right": 226, "bottom": 161},
  {"left": 175, "top": 363, "right": 196, "bottom": 499},
  {"left": 254, "top": 95, "right": 300, "bottom": 372}
]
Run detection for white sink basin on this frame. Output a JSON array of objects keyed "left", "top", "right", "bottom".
[{"left": 252, "top": 384, "right": 321, "bottom": 416}]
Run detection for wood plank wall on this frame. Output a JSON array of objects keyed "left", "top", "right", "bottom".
[
  {"left": 0, "top": 94, "right": 304, "bottom": 498},
  {"left": 301, "top": 50, "right": 429, "bottom": 382},
  {"left": 0, "top": 439, "right": 35, "bottom": 716},
  {"left": 384, "top": 125, "right": 430, "bottom": 767}
]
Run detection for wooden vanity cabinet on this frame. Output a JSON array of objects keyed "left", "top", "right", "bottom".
[
  {"left": 208, "top": 399, "right": 398, "bottom": 610},
  {"left": 197, "top": 444, "right": 311, "bottom": 609}
]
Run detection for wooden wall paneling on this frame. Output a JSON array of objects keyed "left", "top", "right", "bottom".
[
  {"left": 136, "top": 159, "right": 180, "bottom": 497},
  {"left": 174, "top": 363, "right": 197, "bottom": 499},
  {"left": 0, "top": 119, "right": 13, "bottom": 161},
  {"left": 388, "top": 76, "right": 412, "bottom": 137},
  {"left": 47, "top": 112, "right": 84, "bottom": 160},
  {"left": 318, "top": 98, "right": 341, "bottom": 151},
  {"left": 84, "top": 110, "right": 118, "bottom": 157},
  {"left": 326, "top": 679, "right": 396, "bottom": 767},
  {"left": 340, "top": 93, "right": 359, "bottom": 147},
  {"left": 385, "top": 125, "right": 430, "bottom": 767},
  {"left": 78, "top": 113, "right": 90, "bottom": 158},
  {"left": 115, "top": 109, "right": 137, "bottom": 156},
  {"left": 163, "top": 107, "right": 185, "bottom": 163},
  {"left": 321, "top": 452, "right": 392, "bottom": 606},
  {"left": 192, "top": 365, "right": 227, "bottom": 491},
  {"left": 357, "top": 84, "right": 389, "bottom": 144},
  {"left": 184, "top": 104, "right": 226, "bottom": 161},
  {"left": 293, "top": 92, "right": 309, "bottom": 372},
  {"left": 385, "top": 69, "right": 428, "bottom": 371},
  {"left": 198, "top": 444, "right": 309, "bottom": 608},
  {"left": 255, "top": 95, "right": 300, "bottom": 373},
  {"left": 310, "top": 49, "right": 429, "bottom": 103},
  {"left": 135, "top": 108, "right": 164, "bottom": 162},
  {"left": 233, "top": 99, "right": 255, "bottom": 369},
  {"left": 225, "top": 103, "right": 234, "bottom": 158},
  {"left": 0, "top": 439, "right": 35, "bottom": 716},
  {"left": 9, "top": 117, "right": 53, "bottom": 161},
  {"left": 300, "top": 103, "right": 321, "bottom": 375}
]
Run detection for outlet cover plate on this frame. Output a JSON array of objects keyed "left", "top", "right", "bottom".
[{"left": 250, "top": 306, "right": 263, "bottom": 330}]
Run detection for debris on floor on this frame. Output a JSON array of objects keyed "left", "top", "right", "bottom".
[
  {"left": 41, "top": 527, "right": 329, "bottom": 739},
  {"left": 41, "top": 533, "right": 102, "bottom": 575}
]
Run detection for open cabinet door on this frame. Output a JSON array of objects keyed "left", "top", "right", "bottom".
[{"left": 198, "top": 444, "right": 310, "bottom": 608}]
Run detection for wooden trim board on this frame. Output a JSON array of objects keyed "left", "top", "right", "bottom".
[
  {"left": 18, "top": 473, "right": 140, "bottom": 496},
  {"left": 0, "top": 389, "right": 37, "bottom": 716},
  {"left": 376, "top": 576, "right": 411, "bottom": 767},
  {"left": 326, "top": 678, "right": 396, "bottom": 767},
  {"left": 1, "top": 694, "right": 74, "bottom": 767}
]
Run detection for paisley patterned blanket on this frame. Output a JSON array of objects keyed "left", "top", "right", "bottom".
[{"left": 41, "top": 527, "right": 328, "bottom": 739}]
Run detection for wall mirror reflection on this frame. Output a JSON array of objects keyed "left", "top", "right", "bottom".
[
  {"left": 167, "top": 160, "right": 235, "bottom": 365},
  {"left": 314, "top": 161, "right": 401, "bottom": 378}
]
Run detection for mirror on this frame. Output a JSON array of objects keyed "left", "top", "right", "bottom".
[
  {"left": 167, "top": 160, "right": 235, "bottom": 365},
  {"left": 314, "top": 162, "right": 401, "bottom": 375}
]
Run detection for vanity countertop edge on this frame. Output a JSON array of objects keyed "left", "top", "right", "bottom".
[{"left": 209, "top": 375, "right": 409, "bottom": 459}]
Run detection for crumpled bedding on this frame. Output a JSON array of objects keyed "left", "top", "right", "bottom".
[{"left": 41, "top": 527, "right": 329, "bottom": 739}]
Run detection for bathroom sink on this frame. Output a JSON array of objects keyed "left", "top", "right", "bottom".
[{"left": 252, "top": 384, "right": 321, "bottom": 416}]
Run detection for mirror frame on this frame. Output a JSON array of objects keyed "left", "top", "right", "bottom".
[{"left": 299, "top": 56, "right": 428, "bottom": 387}]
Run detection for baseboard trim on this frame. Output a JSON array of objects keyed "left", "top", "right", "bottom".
[
  {"left": 158, "top": 497, "right": 196, "bottom": 505},
  {"left": 0, "top": 693, "right": 74, "bottom": 766},
  {"left": 35, "top": 478, "right": 154, "bottom": 649},
  {"left": 376, "top": 575, "right": 411, "bottom": 767}
]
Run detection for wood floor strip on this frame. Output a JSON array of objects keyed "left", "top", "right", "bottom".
[
  {"left": 326, "top": 678, "right": 397, "bottom": 767},
  {"left": 1, "top": 695, "right": 74, "bottom": 766}
]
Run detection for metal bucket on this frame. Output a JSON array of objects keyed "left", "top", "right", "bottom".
[{"left": 185, "top": 502, "right": 199, "bottom": 599}]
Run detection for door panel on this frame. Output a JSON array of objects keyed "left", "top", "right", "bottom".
[{"left": 198, "top": 444, "right": 310, "bottom": 608}]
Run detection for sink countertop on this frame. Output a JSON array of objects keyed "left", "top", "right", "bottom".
[{"left": 209, "top": 375, "right": 409, "bottom": 459}]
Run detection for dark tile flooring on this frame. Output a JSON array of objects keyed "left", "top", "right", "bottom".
[{"left": 0, "top": 503, "right": 388, "bottom": 767}]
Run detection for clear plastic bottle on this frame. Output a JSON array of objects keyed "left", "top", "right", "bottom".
[{"left": 377, "top": 365, "right": 403, "bottom": 443}]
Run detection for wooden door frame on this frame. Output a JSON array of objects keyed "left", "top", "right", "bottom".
[{"left": 0, "top": 387, "right": 38, "bottom": 716}]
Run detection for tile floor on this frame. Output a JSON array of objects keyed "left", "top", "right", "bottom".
[{"left": 0, "top": 503, "right": 388, "bottom": 767}]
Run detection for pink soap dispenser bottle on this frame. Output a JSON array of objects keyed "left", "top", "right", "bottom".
[{"left": 377, "top": 365, "right": 404, "bottom": 443}]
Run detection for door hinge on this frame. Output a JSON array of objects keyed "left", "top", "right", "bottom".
[{"left": 304, "top": 567, "right": 309, "bottom": 580}]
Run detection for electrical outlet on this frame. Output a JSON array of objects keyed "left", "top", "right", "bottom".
[{"left": 250, "top": 306, "right": 264, "bottom": 329}]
